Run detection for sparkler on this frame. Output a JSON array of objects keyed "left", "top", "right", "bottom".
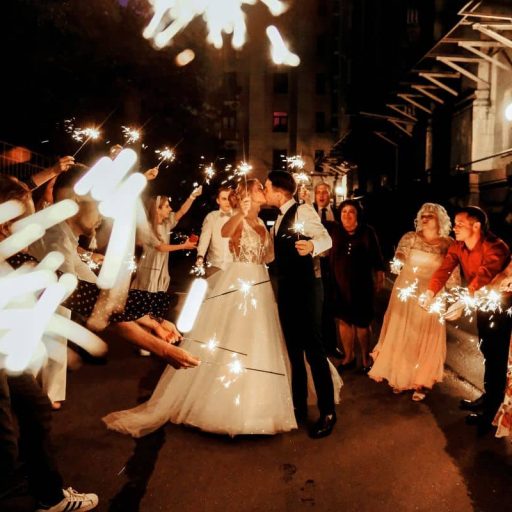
[
  {"left": 122, "top": 126, "right": 142, "bottom": 145},
  {"left": 70, "top": 126, "right": 101, "bottom": 158},
  {"left": 202, "top": 358, "right": 285, "bottom": 377},
  {"left": 181, "top": 336, "right": 247, "bottom": 356},
  {"left": 287, "top": 155, "right": 306, "bottom": 171},
  {"left": 203, "top": 164, "right": 216, "bottom": 185},
  {"left": 390, "top": 257, "right": 404, "bottom": 275},
  {"left": 397, "top": 279, "right": 418, "bottom": 302},
  {"left": 291, "top": 221, "right": 305, "bottom": 240},
  {"left": 155, "top": 147, "right": 176, "bottom": 169}
]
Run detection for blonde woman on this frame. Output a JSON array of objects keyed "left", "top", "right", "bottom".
[
  {"left": 369, "top": 203, "right": 458, "bottom": 400},
  {"left": 131, "top": 190, "right": 200, "bottom": 293}
]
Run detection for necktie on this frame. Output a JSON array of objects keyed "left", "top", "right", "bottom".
[{"left": 321, "top": 207, "right": 328, "bottom": 225}]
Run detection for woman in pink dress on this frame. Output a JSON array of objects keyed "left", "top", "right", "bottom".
[{"left": 369, "top": 203, "right": 457, "bottom": 401}]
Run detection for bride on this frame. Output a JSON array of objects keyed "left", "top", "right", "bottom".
[{"left": 104, "top": 179, "right": 302, "bottom": 437}]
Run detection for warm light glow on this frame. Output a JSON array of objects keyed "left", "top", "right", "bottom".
[
  {"left": 505, "top": 102, "right": 512, "bottom": 122},
  {"left": 12, "top": 200, "right": 79, "bottom": 233},
  {"left": 176, "top": 49, "right": 195, "bottom": 66},
  {"left": 122, "top": 126, "right": 141, "bottom": 144},
  {"left": 266, "top": 25, "right": 300, "bottom": 67},
  {"left": 177, "top": 278, "right": 208, "bottom": 332}
]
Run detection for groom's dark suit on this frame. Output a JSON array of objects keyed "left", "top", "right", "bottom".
[{"left": 273, "top": 202, "right": 335, "bottom": 417}]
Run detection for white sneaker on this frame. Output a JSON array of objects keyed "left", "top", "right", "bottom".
[{"left": 36, "top": 487, "right": 99, "bottom": 511}]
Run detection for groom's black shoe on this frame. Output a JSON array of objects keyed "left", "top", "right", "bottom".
[
  {"left": 460, "top": 395, "right": 486, "bottom": 412},
  {"left": 309, "top": 413, "right": 336, "bottom": 439}
]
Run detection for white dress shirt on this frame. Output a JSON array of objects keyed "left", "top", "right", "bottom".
[
  {"left": 315, "top": 203, "right": 336, "bottom": 222},
  {"left": 196, "top": 210, "right": 233, "bottom": 270},
  {"left": 41, "top": 221, "right": 98, "bottom": 283},
  {"left": 274, "top": 199, "right": 332, "bottom": 257}
]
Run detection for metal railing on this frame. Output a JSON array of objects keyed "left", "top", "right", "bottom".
[{"left": 0, "top": 140, "right": 52, "bottom": 181}]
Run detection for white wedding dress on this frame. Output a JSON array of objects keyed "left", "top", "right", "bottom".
[{"left": 104, "top": 219, "right": 307, "bottom": 437}]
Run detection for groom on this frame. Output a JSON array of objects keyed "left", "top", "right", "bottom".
[{"left": 264, "top": 170, "right": 336, "bottom": 438}]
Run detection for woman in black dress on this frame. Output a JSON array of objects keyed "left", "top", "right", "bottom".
[{"left": 330, "top": 200, "right": 385, "bottom": 371}]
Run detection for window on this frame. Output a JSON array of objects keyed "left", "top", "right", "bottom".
[
  {"left": 315, "top": 112, "right": 326, "bottom": 133},
  {"left": 273, "top": 112, "right": 288, "bottom": 132},
  {"left": 330, "top": 115, "right": 339, "bottom": 131},
  {"left": 315, "top": 73, "right": 326, "bottom": 95},
  {"left": 222, "top": 113, "right": 236, "bottom": 131},
  {"left": 316, "top": 34, "right": 327, "bottom": 57},
  {"left": 272, "top": 149, "right": 287, "bottom": 170},
  {"left": 222, "top": 72, "right": 238, "bottom": 96},
  {"left": 273, "top": 73, "right": 288, "bottom": 94}
]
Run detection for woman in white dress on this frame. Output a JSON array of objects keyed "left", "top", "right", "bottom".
[
  {"left": 104, "top": 180, "right": 300, "bottom": 436},
  {"left": 369, "top": 203, "right": 458, "bottom": 400},
  {"left": 131, "top": 191, "right": 200, "bottom": 293}
]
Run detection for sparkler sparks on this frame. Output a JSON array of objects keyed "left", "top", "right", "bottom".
[
  {"left": 155, "top": 147, "right": 176, "bottom": 168},
  {"left": 390, "top": 257, "right": 404, "bottom": 275},
  {"left": 397, "top": 279, "right": 418, "bottom": 302},
  {"left": 204, "top": 164, "right": 216, "bottom": 184},
  {"left": 71, "top": 126, "right": 101, "bottom": 143},
  {"left": 291, "top": 221, "right": 305, "bottom": 239},
  {"left": 121, "top": 126, "right": 141, "bottom": 144},
  {"left": 287, "top": 155, "right": 306, "bottom": 171}
]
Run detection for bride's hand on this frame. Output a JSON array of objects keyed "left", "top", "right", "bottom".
[
  {"left": 240, "top": 196, "right": 251, "bottom": 217},
  {"left": 163, "top": 344, "right": 201, "bottom": 369},
  {"left": 154, "top": 320, "right": 182, "bottom": 344}
]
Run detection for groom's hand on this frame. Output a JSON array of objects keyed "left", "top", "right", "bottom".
[{"left": 295, "top": 240, "right": 314, "bottom": 256}]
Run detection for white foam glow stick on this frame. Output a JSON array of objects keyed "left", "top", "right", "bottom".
[
  {"left": 74, "top": 156, "right": 113, "bottom": 196},
  {"left": 177, "top": 278, "right": 208, "bottom": 332},
  {"left": 11, "top": 200, "right": 79, "bottom": 232},
  {"left": 0, "top": 269, "right": 56, "bottom": 308},
  {"left": 0, "top": 224, "right": 45, "bottom": 259},
  {"left": 0, "top": 200, "right": 25, "bottom": 224}
]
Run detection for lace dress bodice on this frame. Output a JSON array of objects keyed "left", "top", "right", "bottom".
[{"left": 232, "top": 219, "right": 273, "bottom": 264}]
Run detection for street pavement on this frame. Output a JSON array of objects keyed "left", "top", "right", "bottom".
[{"left": 5, "top": 259, "right": 512, "bottom": 512}]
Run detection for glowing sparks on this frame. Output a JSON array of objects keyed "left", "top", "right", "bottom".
[
  {"left": 143, "top": 0, "right": 294, "bottom": 65},
  {"left": 80, "top": 252, "right": 100, "bottom": 271},
  {"left": 206, "top": 336, "right": 219, "bottom": 353},
  {"left": 397, "top": 279, "right": 418, "bottom": 302},
  {"left": 238, "top": 279, "right": 252, "bottom": 297},
  {"left": 122, "top": 126, "right": 141, "bottom": 144},
  {"left": 71, "top": 126, "right": 101, "bottom": 143},
  {"left": 155, "top": 147, "right": 176, "bottom": 168},
  {"left": 291, "top": 221, "right": 305, "bottom": 239},
  {"left": 204, "top": 164, "right": 216, "bottom": 184},
  {"left": 228, "top": 357, "right": 244, "bottom": 375},
  {"left": 235, "top": 161, "right": 252, "bottom": 178},
  {"left": 390, "top": 257, "right": 404, "bottom": 275},
  {"left": 287, "top": 155, "right": 306, "bottom": 171},
  {"left": 293, "top": 173, "right": 309, "bottom": 187}
]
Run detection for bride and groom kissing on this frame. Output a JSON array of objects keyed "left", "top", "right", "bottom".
[{"left": 104, "top": 170, "right": 340, "bottom": 440}]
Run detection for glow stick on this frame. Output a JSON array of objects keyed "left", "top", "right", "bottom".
[
  {"left": 0, "top": 224, "right": 45, "bottom": 259},
  {"left": 177, "top": 278, "right": 208, "bottom": 332},
  {"left": 11, "top": 200, "right": 79, "bottom": 232}
]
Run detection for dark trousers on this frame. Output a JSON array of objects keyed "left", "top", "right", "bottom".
[
  {"left": 476, "top": 308, "right": 512, "bottom": 422},
  {"left": 278, "top": 278, "right": 335, "bottom": 416},
  {"left": 319, "top": 257, "right": 337, "bottom": 354},
  {"left": 0, "top": 371, "right": 63, "bottom": 506}
]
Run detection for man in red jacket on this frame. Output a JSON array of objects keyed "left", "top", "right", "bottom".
[{"left": 423, "top": 206, "right": 511, "bottom": 434}]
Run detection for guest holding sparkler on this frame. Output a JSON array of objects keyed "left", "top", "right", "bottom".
[
  {"left": 195, "top": 185, "right": 233, "bottom": 276},
  {"left": 369, "top": 203, "right": 456, "bottom": 400},
  {"left": 0, "top": 175, "right": 199, "bottom": 512},
  {"left": 330, "top": 200, "right": 385, "bottom": 373},
  {"left": 422, "top": 206, "right": 511, "bottom": 435},
  {"left": 103, "top": 179, "right": 301, "bottom": 437},
  {"left": 131, "top": 190, "right": 201, "bottom": 293}
]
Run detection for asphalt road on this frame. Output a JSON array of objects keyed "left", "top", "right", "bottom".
[{"left": 5, "top": 256, "right": 512, "bottom": 512}]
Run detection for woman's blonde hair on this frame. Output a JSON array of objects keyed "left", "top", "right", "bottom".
[
  {"left": 229, "top": 179, "right": 259, "bottom": 209},
  {"left": 414, "top": 203, "right": 451, "bottom": 237},
  {"left": 145, "top": 195, "right": 170, "bottom": 243}
]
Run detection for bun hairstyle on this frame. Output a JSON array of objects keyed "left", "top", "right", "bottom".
[{"left": 229, "top": 179, "right": 258, "bottom": 209}]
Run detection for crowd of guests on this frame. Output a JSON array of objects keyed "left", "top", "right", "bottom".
[{"left": 1, "top": 154, "right": 512, "bottom": 511}]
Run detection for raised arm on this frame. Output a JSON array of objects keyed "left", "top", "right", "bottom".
[{"left": 174, "top": 185, "right": 202, "bottom": 223}]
